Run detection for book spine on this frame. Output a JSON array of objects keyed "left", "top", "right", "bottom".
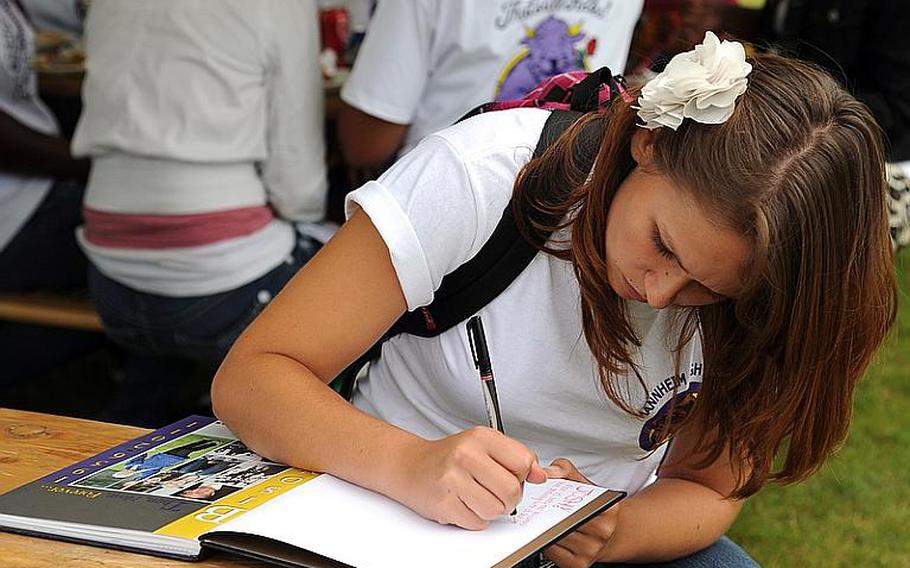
[{"left": 39, "top": 416, "right": 218, "bottom": 485}]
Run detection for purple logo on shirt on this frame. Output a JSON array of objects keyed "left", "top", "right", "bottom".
[
  {"left": 496, "top": 16, "right": 594, "bottom": 101},
  {"left": 638, "top": 382, "right": 702, "bottom": 452}
]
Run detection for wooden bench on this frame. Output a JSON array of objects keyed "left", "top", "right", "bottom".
[{"left": 0, "top": 293, "right": 103, "bottom": 332}]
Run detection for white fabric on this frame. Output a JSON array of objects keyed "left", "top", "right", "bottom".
[
  {"left": 345, "top": 108, "right": 704, "bottom": 492},
  {"left": 76, "top": 220, "right": 295, "bottom": 297},
  {"left": 637, "top": 31, "right": 752, "bottom": 131},
  {"left": 341, "top": 0, "right": 643, "bottom": 155},
  {"left": 71, "top": 0, "right": 327, "bottom": 295},
  {"left": 0, "top": 0, "right": 59, "bottom": 251},
  {"left": 20, "top": 0, "right": 83, "bottom": 35}
]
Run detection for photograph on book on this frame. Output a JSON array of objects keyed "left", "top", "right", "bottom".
[{"left": 68, "top": 422, "right": 286, "bottom": 503}]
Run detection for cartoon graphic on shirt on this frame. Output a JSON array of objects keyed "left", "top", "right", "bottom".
[
  {"left": 495, "top": 16, "right": 597, "bottom": 101},
  {"left": 639, "top": 381, "right": 702, "bottom": 452}
]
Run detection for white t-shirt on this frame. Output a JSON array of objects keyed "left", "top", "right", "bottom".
[
  {"left": 345, "top": 108, "right": 704, "bottom": 493},
  {"left": 0, "top": 0, "right": 59, "bottom": 251},
  {"left": 19, "top": 0, "right": 83, "bottom": 35},
  {"left": 71, "top": 0, "right": 327, "bottom": 296},
  {"left": 341, "top": 0, "right": 644, "bottom": 155}
]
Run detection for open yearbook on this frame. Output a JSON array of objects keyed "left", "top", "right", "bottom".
[{"left": 0, "top": 416, "right": 625, "bottom": 568}]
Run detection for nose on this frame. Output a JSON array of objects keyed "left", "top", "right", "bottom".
[{"left": 643, "top": 269, "right": 690, "bottom": 309}]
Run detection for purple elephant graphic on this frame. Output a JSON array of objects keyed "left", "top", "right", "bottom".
[{"left": 496, "top": 16, "right": 590, "bottom": 101}]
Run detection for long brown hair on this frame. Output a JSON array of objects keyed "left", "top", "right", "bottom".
[{"left": 513, "top": 52, "right": 898, "bottom": 498}]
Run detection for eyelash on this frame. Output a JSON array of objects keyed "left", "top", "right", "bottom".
[
  {"left": 650, "top": 227, "right": 730, "bottom": 302},
  {"left": 651, "top": 227, "right": 675, "bottom": 260}
]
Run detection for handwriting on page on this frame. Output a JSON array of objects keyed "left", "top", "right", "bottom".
[
  {"left": 207, "top": 475, "right": 610, "bottom": 568},
  {"left": 514, "top": 480, "right": 599, "bottom": 527}
]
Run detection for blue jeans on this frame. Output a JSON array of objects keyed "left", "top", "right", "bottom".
[
  {"left": 597, "top": 536, "right": 759, "bottom": 567},
  {"left": 88, "top": 233, "right": 321, "bottom": 425},
  {"left": 518, "top": 536, "right": 759, "bottom": 568}
]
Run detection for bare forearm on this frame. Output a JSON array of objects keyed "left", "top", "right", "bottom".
[
  {"left": 600, "top": 477, "right": 741, "bottom": 563},
  {"left": 0, "top": 111, "right": 89, "bottom": 181},
  {"left": 211, "top": 350, "right": 423, "bottom": 498}
]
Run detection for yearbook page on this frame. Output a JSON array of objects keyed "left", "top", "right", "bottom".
[{"left": 205, "top": 474, "right": 624, "bottom": 568}]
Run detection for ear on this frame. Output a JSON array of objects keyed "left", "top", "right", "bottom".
[{"left": 630, "top": 127, "right": 657, "bottom": 167}]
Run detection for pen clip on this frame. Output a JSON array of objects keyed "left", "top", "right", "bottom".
[{"left": 466, "top": 316, "right": 481, "bottom": 369}]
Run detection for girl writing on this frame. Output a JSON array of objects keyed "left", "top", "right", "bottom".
[{"left": 211, "top": 33, "right": 896, "bottom": 567}]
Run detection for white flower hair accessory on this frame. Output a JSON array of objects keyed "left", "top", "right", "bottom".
[{"left": 636, "top": 31, "right": 752, "bottom": 131}]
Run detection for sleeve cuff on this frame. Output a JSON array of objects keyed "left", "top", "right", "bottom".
[
  {"left": 340, "top": 87, "right": 415, "bottom": 125},
  {"left": 345, "top": 181, "right": 434, "bottom": 310}
]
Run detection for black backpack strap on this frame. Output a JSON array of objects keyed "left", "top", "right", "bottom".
[
  {"left": 386, "top": 110, "right": 584, "bottom": 338},
  {"left": 330, "top": 110, "right": 602, "bottom": 399},
  {"left": 330, "top": 110, "right": 586, "bottom": 398}
]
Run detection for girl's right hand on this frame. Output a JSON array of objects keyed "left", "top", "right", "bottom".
[{"left": 393, "top": 426, "right": 547, "bottom": 530}]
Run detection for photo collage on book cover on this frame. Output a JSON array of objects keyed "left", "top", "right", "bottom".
[{"left": 71, "top": 422, "right": 287, "bottom": 503}]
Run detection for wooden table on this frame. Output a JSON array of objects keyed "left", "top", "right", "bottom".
[{"left": 0, "top": 408, "right": 269, "bottom": 568}]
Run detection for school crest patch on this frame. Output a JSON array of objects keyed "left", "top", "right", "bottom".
[{"left": 638, "top": 362, "right": 703, "bottom": 451}]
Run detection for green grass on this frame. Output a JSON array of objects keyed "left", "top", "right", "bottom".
[{"left": 729, "top": 250, "right": 910, "bottom": 567}]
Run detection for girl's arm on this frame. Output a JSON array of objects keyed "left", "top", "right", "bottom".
[
  {"left": 545, "top": 423, "right": 745, "bottom": 566},
  {"left": 211, "top": 210, "right": 544, "bottom": 529}
]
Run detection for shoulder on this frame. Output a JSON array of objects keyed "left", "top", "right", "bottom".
[{"left": 427, "top": 108, "right": 551, "bottom": 166}]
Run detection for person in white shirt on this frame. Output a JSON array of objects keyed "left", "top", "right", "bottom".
[
  {"left": 0, "top": 0, "right": 101, "bottom": 390},
  {"left": 338, "top": 0, "right": 643, "bottom": 169},
  {"left": 212, "top": 35, "right": 896, "bottom": 566},
  {"left": 71, "top": 0, "right": 328, "bottom": 425},
  {"left": 0, "top": 0, "right": 88, "bottom": 292}
]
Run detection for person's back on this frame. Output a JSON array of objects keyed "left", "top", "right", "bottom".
[
  {"left": 339, "top": 0, "right": 644, "bottom": 167},
  {"left": 74, "top": 0, "right": 327, "bottom": 295},
  {"left": 72, "top": 0, "right": 328, "bottom": 425}
]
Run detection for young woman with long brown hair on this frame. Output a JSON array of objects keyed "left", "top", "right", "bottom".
[{"left": 211, "top": 33, "right": 897, "bottom": 567}]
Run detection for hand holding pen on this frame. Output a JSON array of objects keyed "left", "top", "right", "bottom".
[
  {"left": 386, "top": 315, "right": 545, "bottom": 530},
  {"left": 467, "top": 315, "right": 546, "bottom": 518}
]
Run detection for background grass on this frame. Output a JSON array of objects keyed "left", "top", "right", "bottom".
[{"left": 729, "top": 250, "right": 910, "bottom": 567}]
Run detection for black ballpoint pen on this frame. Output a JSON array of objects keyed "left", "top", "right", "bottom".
[
  {"left": 466, "top": 315, "right": 504, "bottom": 432},
  {"left": 466, "top": 315, "right": 515, "bottom": 516}
]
